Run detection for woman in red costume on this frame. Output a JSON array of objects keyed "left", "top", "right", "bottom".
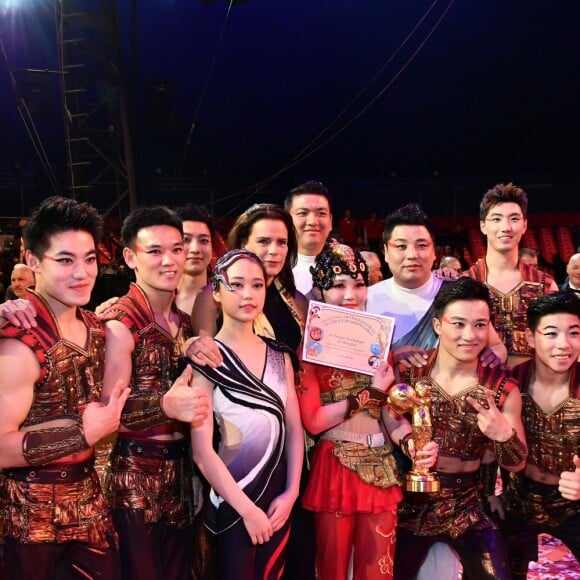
[{"left": 298, "top": 240, "right": 438, "bottom": 580}]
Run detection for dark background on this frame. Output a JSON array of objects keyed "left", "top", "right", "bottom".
[{"left": 1, "top": 0, "right": 579, "bottom": 220}]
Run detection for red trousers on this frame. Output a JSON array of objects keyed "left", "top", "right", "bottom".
[{"left": 314, "top": 508, "right": 398, "bottom": 580}]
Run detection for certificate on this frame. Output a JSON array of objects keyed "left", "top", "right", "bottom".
[{"left": 302, "top": 300, "right": 395, "bottom": 376}]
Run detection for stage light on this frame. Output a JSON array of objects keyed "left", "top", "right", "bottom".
[{"left": 1, "top": 0, "right": 34, "bottom": 13}]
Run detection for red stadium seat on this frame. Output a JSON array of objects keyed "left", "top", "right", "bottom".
[
  {"left": 521, "top": 229, "right": 538, "bottom": 250},
  {"left": 556, "top": 226, "right": 575, "bottom": 263},
  {"left": 539, "top": 227, "right": 558, "bottom": 263}
]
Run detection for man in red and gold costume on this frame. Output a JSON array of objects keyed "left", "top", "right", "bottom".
[
  {"left": 465, "top": 182, "right": 558, "bottom": 368},
  {"left": 0, "top": 196, "right": 129, "bottom": 579},
  {"left": 394, "top": 278, "right": 527, "bottom": 580},
  {"left": 498, "top": 292, "right": 580, "bottom": 577},
  {"left": 100, "top": 206, "right": 213, "bottom": 580}
]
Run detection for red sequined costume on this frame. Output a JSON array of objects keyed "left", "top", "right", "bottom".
[
  {"left": 0, "top": 291, "right": 119, "bottom": 578},
  {"left": 465, "top": 259, "right": 554, "bottom": 360},
  {"left": 101, "top": 283, "right": 194, "bottom": 580},
  {"left": 394, "top": 349, "right": 518, "bottom": 580},
  {"left": 501, "top": 360, "right": 580, "bottom": 577},
  {"left": 301, "top": 366, "right": 402, "bottom": 580}
]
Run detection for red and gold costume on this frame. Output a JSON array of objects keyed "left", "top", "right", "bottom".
[
  {"left": 466, "top": 259, "right": 554, "bottom": 360},
  {"left": 302, "top": 366, "right": 402, "bottom": 580},
  {"left": 101, "top": 283, "right": 194, "bottom": 580},
  {"left": 501, "top": 360, "right": 580, "bottom": 577},
  {"left": 0, "top": 291, "right": 119, "bottom": 578},
  {"left": 394, "top": 349, "right": 518, "bottom": 580}
]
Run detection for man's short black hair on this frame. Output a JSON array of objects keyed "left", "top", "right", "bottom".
[
  {"left": 527, "top": 291, "right": 580, "bottom": 332},
  {"left": 121, "top": 206, "right": 183, "bottom": 248},
  {"left": 23, "top": 196, "right": 102, "bottom": 257},
  {"left": 283, "top": 180, "right": 331, "bottom": 212},
  {"left": 383, "top": 203, "right": 435, "bottom": 244},
  {"left": 433, "top": 277, "right": 492, "bottom": 319}
]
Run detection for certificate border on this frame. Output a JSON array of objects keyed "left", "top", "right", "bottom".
[{"left": 302, "top": 300, "right": 395, "bottom": 376}]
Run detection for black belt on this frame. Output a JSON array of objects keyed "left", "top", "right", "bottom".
[
  {"left": 517, "top": 474, "right": 560, "bottom": 498},
  {"left": 438, "top": 470, "right": 478, "bottom": 489},
  {"left": 115, "top": 436, "right": 188, "bottom": 460},
  {"left": 5, "top": 457, "right": 94, "bottom": 484}
]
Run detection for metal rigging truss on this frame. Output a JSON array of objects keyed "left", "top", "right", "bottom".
[{"left": 55, "top": 0, "right": 136, "bottom": 217}]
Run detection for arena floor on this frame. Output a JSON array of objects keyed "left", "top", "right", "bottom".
[{"left": 529, "top": 534, "right": 580, "bottom": 579}]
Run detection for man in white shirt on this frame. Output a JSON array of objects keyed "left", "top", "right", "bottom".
[
  {"left": 285, "top": 180, "right": 333, "bottom": 299},
  {"left": 367, "top": 203, "right": 448, "bottom": 351}
]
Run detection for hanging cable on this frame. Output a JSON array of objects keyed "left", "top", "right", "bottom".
[
  {"left": 217, "top": 0, "right": 455, "bottom": 217},
  {"left": 178, "top": 0, "right": 235, "bottom": 175},
  {"left": 288, "top": 0, "right": 441, "bottom": 164},
  {"left": 0, "top": 33, "right": 62, "bottom": 197},
  {"left": 280, "top": 0, "right": 456, "bottom": 168}
]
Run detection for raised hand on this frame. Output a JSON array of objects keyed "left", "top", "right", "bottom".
[
  {"left": 0, "top": 299, "right": 38, "bottom": 329},
  {"left": 559, "top": 455, "right": 580, "bottom": 501},
  {"left": 466, "top": 390, "right": 513, "bottom": 442},
  {"left": 242, "top": 504, "right": 273, "bottom": 545},
  {"left": 184, "top": 336, "right": 223, "bottom": 369},
  {"left": 82, "top": 379, "right": 130, "bottom": 445},
  {"left": 162, "top": 365, "right": 210, "bottom": 424}
]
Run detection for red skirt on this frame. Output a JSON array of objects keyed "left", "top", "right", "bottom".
[{"left": 303, "top": 439, "right": 402, "bottom": 515}]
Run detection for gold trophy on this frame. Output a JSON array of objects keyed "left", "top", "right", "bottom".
[{"left": 388, "top": 381, "right": 440, "bottom": 493}]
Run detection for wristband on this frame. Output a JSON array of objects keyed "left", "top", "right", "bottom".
[
  {"left": 493, "top": 429, "right": 527, "bottom": 468},
  {"left": 121, "top": 391, "right": 167, "bottom": 430},
  {"left": 23, "top": 421, "right": 89, "bottom": 466},
  {"left": 399, "top": 432, "right": 413, "bottom": 459}
]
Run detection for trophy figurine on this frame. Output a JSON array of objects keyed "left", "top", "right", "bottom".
[{"left": 388, "top": 381, "right": 440, "bottom": 493}]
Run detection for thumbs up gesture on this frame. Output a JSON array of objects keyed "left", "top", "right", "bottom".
[
  {"left": 558, "top": 455, "right": 580, "bottom": 501},
  {"left": 82, "top": 379, "right": 130, "bottom": 445},
  {"left": 162, "top": 365, "right": 210, "bottom": 424}
]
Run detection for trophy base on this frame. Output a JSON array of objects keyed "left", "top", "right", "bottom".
[{"left": 405, "top": 473, "right": 440, "bottom": 493}]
